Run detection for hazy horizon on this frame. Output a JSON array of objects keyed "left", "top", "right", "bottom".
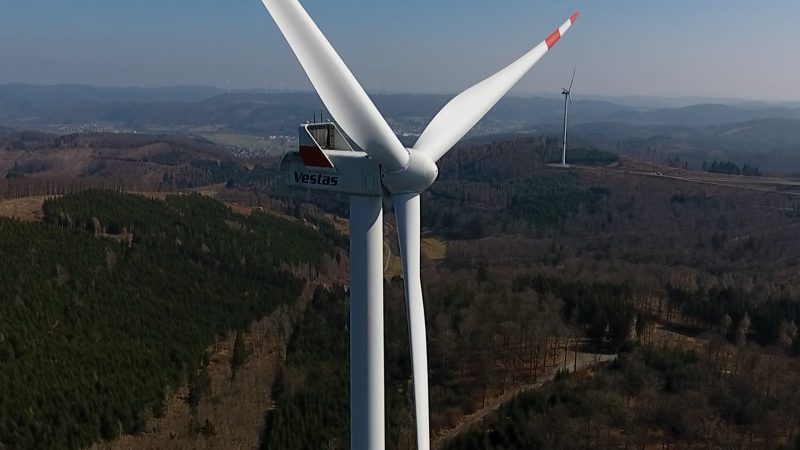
[
  {"left": 2, "top": 0, "right": 800, "bottom": 102},
  {"left": 4, "top": 81, "right": 799, "bottom": 108}
]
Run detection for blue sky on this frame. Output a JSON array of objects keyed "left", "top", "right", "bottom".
[{"left": 1, "top": 0, "right": 799, "bottom": 101}]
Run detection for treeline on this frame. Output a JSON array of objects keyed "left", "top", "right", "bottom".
[
  {"left": 0, "top": 130, "right": 59, "bottom": 151},
  {"left": 159, "top": 159, "right": 249, "bottom": 189},
  {"left": 1, "top": 130, "right": 225, "bottom": 159},
  {"left": 546, "top": 147, "right": 619, "bottom": 167},
  {"left": 262, "top": 287, "right": 409, "bottom": 449},
  {"left": 43, "top": 190, "right": 336, "bottom": 270},
  {"left": 5, "top": 159, "right": 53, "bottom": 178},
  {"left": 227, "top": 164, "right": 351, "bottom": 220},
  {"left": 0, "top": 190, "right": 331, "bottom": 449},
  {"left": 261, "top": 287, "right": 350, "bottom": 449},
  {"left": 0, "top": 177, "right": 142, "bottom": 201},
  {"left": 512, "top": 275, "right": 637, "bottom": 350},
  {"left": 419, "top": 137, "right": 613, "bottom": 239},
  {"left": 703, "top": 160, "right": 761, "bottom": 176},
  {"left": 446, "top": 343, "right": 800, "bottom": 449},
  {"left": 1, "top": 129, "right": 238, "bottom": 193},
  {"left": 423, "top": 172, "right": 609, "bottom": 240},
  {"left": 190, "top": 159, "right": 246, "bottom": 183},
  {"left": 667, "top": 284, "right": 800, "bottom": 351}
]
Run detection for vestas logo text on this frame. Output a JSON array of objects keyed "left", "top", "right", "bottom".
[{"left": 294, "top": 172, "right": 340, "bottom": 187}]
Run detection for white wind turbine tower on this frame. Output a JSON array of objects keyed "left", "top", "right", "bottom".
[
  {"left": 259, "top": 1, "right": 579, "bottom": 449},
  {"left": 560, "top": 67, "right": 576, "bottom": 166}
]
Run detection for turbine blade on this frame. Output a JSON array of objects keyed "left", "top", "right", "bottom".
[
  {"left": 261, "top": 0, "right": 409, "bottom": 171},
  {"left": 413, "top": 11, "right": 579, "bottom": 162},
  {"left": 393, "top": 193, "right": 430, "bottom": 450},
  {"left": 569, "top": 66, "right": 576, "bottom": 92}
]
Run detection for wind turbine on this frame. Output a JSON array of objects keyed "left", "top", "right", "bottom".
[
  {"left": 259, "top": 1, "right": 579, "bottom": 449},
  {"left": 561, "top": 67, "right": 576, "bottom": 166}
]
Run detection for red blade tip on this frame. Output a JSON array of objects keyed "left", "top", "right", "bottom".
[{"left": 570, "top": 11, "right": 580, "bottom": 23}]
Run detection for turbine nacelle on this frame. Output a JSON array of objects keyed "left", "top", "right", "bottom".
[
  {"left": 381, "top": 150, "right": 438, "bottom": 194},
  {"left": 284, "top": 122, "right": 438, "bottom": 196}
]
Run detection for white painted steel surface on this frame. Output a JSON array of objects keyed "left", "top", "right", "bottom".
[
  {"left": 349, "top": 195, "right": 385, "bottom": 450},
  {"left": 393, "top": 193, "right": 430, "bottom": 450}
]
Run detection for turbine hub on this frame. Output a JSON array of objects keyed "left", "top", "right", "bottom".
[{"left": 381, "top": 149, "right": 438, "bottom": 194}]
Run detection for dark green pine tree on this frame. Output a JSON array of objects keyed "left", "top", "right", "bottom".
[{"left": 231, "top": 331, "right": 248, "bottom": 379}]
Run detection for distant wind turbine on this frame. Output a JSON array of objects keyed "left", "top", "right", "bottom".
[{"left": 561, "top": 67, "right": 576, "bottom": 166}]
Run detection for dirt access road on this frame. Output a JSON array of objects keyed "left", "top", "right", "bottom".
[{"left": 433, "top": 351, "right": 618, "bottom": 449}]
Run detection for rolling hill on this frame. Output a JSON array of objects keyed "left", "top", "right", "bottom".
[{"left": 3, "top": 84, "right": 800, "bottom": 175}]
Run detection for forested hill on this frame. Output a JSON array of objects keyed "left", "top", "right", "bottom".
[{"left": 0, "top": 190, "right": 335, "bottom": 450}]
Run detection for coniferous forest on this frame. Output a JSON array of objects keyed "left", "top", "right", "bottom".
[
  {"left": 262, "top": 286, "right": 415, "bottom": 450},
  {"left": 0, "top": 190, "right": 332, "bottom": 449}
]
